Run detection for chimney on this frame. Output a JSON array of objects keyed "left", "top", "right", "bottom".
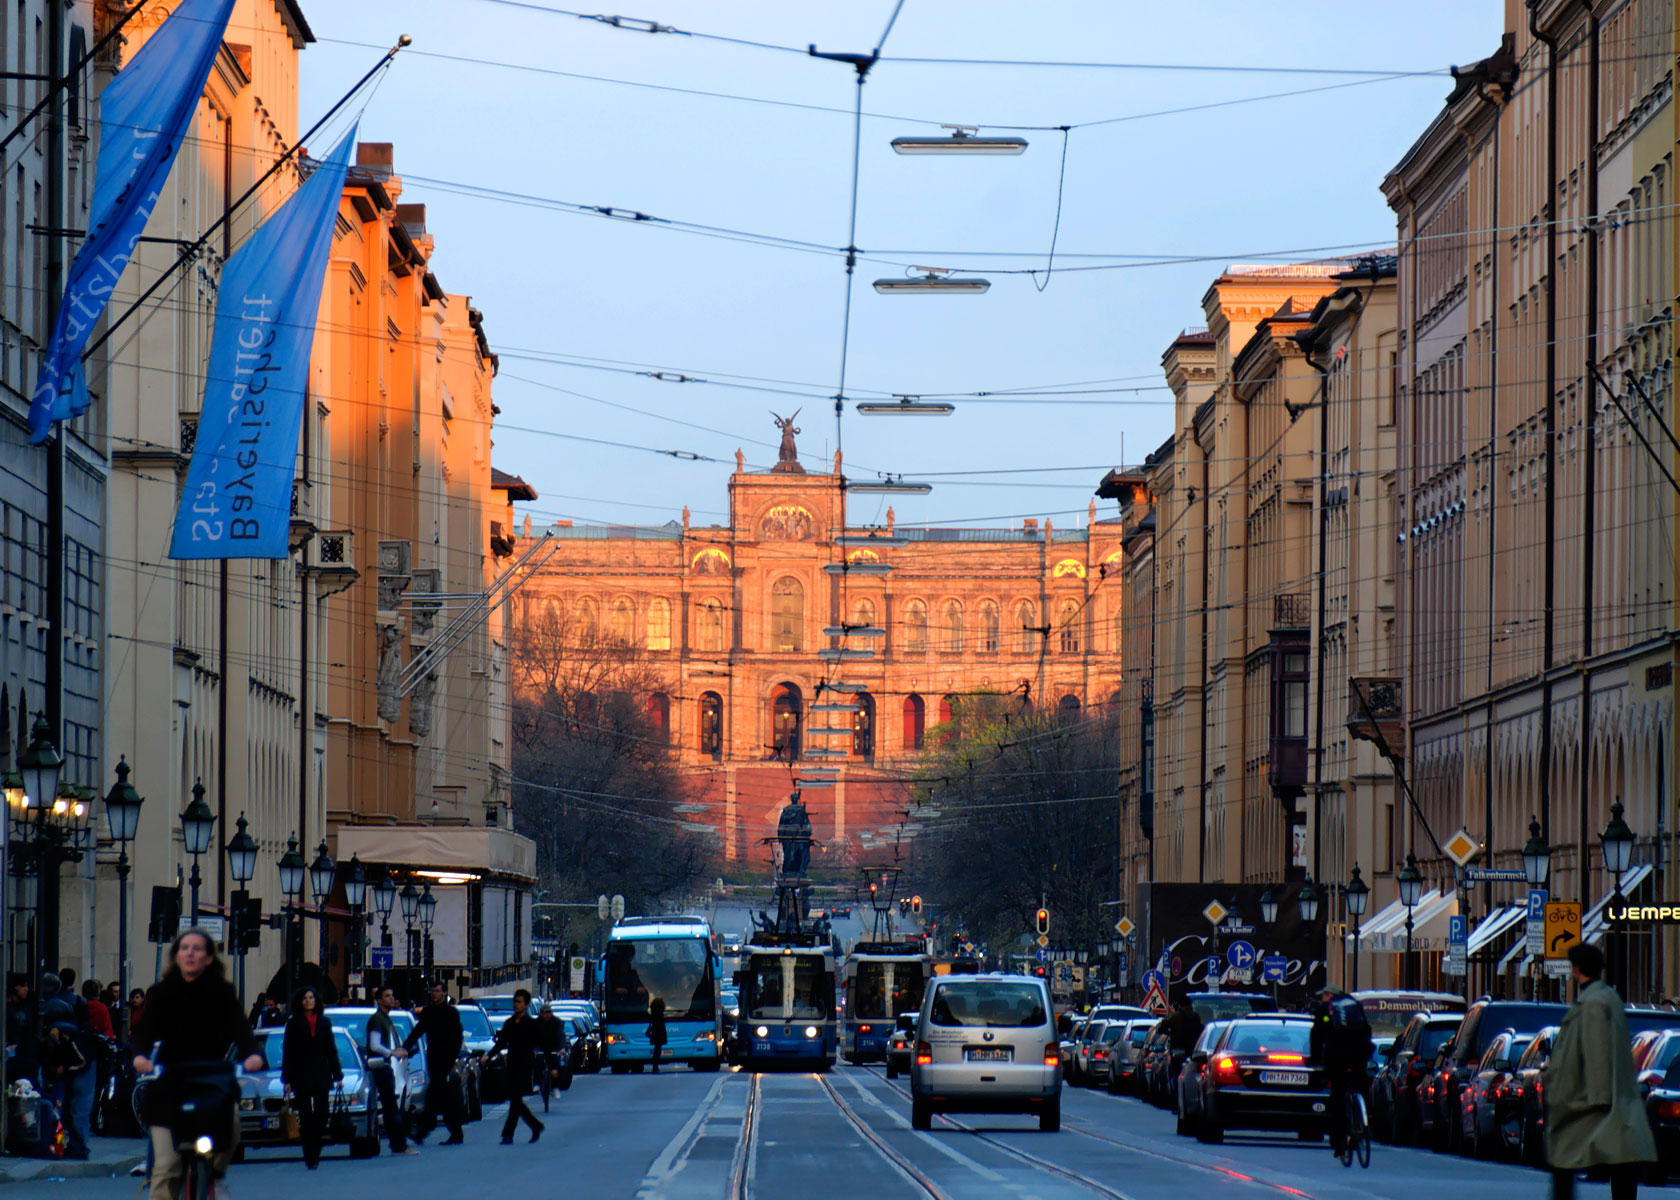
[
  {"left": 396, "top": 203, "right": 427, "bottom": 238},
  {"left": 355, "top": 142, "right": 394, "bottom": 179},
  {"left": 1022, "top": 518, "right": 1038, "bottom": 532}
]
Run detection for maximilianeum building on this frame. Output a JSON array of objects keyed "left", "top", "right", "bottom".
[{"left": 515, "top": 452, "right": 1126, "bottom": 870}]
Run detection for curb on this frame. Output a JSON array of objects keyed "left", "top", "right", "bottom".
[{"left": 0, "top": 1154, "right": 147, "bottom": 1184}]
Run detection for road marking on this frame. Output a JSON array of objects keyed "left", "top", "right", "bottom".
[
  {"left": 841, "top": 1070, "right": 1011, "bottom": 1184},
  {"left": 634, "top": 1074, "right": 729, "bottom": 1200}
]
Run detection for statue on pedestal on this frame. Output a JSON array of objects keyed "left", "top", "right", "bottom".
[{"left": 777, "top": 791, "right": 812, "bottom": 877}]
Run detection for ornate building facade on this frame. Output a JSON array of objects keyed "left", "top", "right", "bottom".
[{"left": 516, "top": 455, "right": 1127, "bottom": 871}]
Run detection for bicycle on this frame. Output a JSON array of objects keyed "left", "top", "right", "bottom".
[
  {"left": 1341, "top": 1089, "right": 1372, "bottom": 1169},
  {"left": 135, "top": 1053, "right": 245, "bottom": 1200}
]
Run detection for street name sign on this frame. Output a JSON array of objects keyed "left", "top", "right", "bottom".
[{"left": 1464, "top": 867, "right": 1528, "bottom": 882}]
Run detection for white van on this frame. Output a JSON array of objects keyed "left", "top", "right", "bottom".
[{"left": 909, "top": 973, "right": 1062, "bottom": 1132}]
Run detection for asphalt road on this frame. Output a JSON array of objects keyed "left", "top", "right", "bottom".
[{"left": 18, "top": 1065, "right": 1652, "bottom": 1199}]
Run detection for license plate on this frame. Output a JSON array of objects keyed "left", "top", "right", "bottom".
[
  {"left": 1261, "top": 1070, "right": 1308, "bottom": 1087},
  {"left": 262, "top": 1117, "right": 280, "bottom": 1130},
  {"left": 965, "top": 1047, "right": 1012, "bottom": 1063}
]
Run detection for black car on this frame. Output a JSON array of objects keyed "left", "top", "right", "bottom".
[
  {"left": 1373, "top": 1011, "right": 1460, "bottom": 1144},
  {"left": 1639, "top": 1035, "right": 1680, "bottom": 1180},
  {"left": 1194, "top": 1015, "right": 1326, "bottom": 1145},
  {"left": 1138, "top": 1026, "right": 1176, "bottom": 1107},
  {"left": 1458, "top": 1029, "right": 1533, "bottom": 1159},
  {"left": 1510, "top": 1025, "right": 1557, "bottom": 1166},
  {"left": 1174, "top": 1021, "right": 1231, "bottom": 1137},
  {"left": 1430, "top": 1000, "right": 1568, "bottom": 1155}
]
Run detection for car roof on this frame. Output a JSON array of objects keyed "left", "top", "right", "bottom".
[{"left": 1226, "top": 1012, "right": 1311, "bottom": 1022}]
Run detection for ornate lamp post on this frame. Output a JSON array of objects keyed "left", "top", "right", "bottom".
[
  {"left": 1298, "top": 876, "right": 1321, "bottom": 924},
  {"left": 102, "top": 758, "right": 143, "bottom": 1038},
  {"left": 1522, "top": 816, "right": 1551, "bottom": 887},
  {"left": 178, "top": 780, "right": 215, "bottom": 923},
  {"left": 308, "top": 840, "right": 335, "bottom": 975},
  {"left": 277, "top": 835, "right": 307, "bottom": 1003},
  {"left": 19, "top": 716, "right": 62, "bottom": 973},
  {"left": 225, "top": 814, "right": 259, "bottom": 1003},
  {"left": 418, "top": 885, "right": 438, "bottom": 989},
  {"left": 1346, "top": 864, "right": 1370, "bottom": 991},
  {"left": 399, "top": 881, "right": 420, "bottom": 998},
  {"left": 371, "top": 871, "right": 396, "bottom": 994},
  {"left": 1398, "top": 853, "right": 1424, "bottom": 991},
  {"left": 344, "top": 855, "right": 367, "bottom": 993},
  {"left": 1601, "top": 799, "right": 1636, "bottom": 995},
  {"left": 1259, "top": 888, "right": 1278, "bottom": 926}
]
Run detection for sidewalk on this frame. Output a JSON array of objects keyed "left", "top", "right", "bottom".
[{"left": 0, "top": 1135, "right": 147, "bottom": 1183}]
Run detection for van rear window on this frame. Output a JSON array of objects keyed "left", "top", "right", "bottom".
[{"left": 929, "top": 982, "right": 1047, "bottom": 1028}]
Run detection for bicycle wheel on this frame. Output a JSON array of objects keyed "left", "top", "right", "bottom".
[
  {"left": 187, "top": 1155, "right": 213, "bottom": 1200},
  {"left": 1353, "top": 1095, "right": 1372, "bottom": 1169}
]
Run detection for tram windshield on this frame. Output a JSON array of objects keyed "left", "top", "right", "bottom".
[
  {"left": 746, "top": 955, "right": 832, "bottom": 1020},
  {"left": 606, "top": 936, "right": 716, "bottom": 1022},
  {"left": 852, "top": 960, "right": 925, "bottom": 1021}
]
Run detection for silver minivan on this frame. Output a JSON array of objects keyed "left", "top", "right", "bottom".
[{"left": 909, "top": 973, "right": 1061, "bottom": 1131}]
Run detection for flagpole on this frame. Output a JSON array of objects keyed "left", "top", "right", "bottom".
[
  {"left": 0, "top": 1, "right": 151, "bottom": 164},
  {"left": 80, "top": 36, "right": 410, "bottom": 366}
]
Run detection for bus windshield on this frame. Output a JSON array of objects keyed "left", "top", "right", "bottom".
[{"left": 606, "top": 936, "right": 715, "bottom": 1022}]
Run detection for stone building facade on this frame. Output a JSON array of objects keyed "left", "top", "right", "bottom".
[{"left": 516, "top": 460, "right": 1126, "bottom": 872}]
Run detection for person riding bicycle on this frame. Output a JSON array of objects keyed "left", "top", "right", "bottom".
[
  {"left": 1309, "top": 987, "right": 1373, "bottom": 1163},
  {"left": 131, "top": 929, "right": 264, "bottom": 1200}
]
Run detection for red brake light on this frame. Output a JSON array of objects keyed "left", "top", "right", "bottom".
[
  {"left": 1265, "top": 1053, "right": 1304, "bottom": 1064},
  {"left": 1093, "top": 1050, "right": 1108, "bottom": 1059},
  {"left": 915, "top": 1041, "right": 932, "bottom": 1066},
  {"left": 1043, "top": 1043, "right": 1060, "bottom": 1066},
  {"left": 1658, "top": 1099, "right": 1680, "bottom": 1121},
  {"left": 1213, "top": 1055, "right": 1241, "bottom": 1085}
]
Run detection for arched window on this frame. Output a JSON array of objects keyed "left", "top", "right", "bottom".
[
  {"left": 699, "top": 691, "right": 723, "bottom": 758},
  {"left": 905, "top": 599, "right": 928, "bottom": 653},
  {"left": 938, "top": 693, "right": 959, "bottom": 724},
  {"left": 646, "top": 597, "right": 671, "bottom": 651},
  {"left": 698, "top": 598, "right": 725, "bottom": 653},
  {"left": 771, "top": 577, "right": 804, "bottom": 653},
  {"left": 852, "top": 597, "right": 876, "bottom": 629},
  {"left": 540, "top": 597, "right": 562, "bottom": 628},
  {"left": 943, "top": 600, "right": 964, "bottom": 653},
  {"left": 1015, "top": 601, "right": 1037, "bottom": 653},
  {"left": 853, "top": 692, "right": 875, "bottom": 759},
  {"left": 979, "top": 601, "right": 1000, "bottom": 653},
  {"left": 902, "top": 694, "right": 925, "bottom": 750},
  {"left": 646, "top": 692, "right": 671, "bottom": 740},
  {"left": 771, "top": 683, "right": 802, "bottom": 760},
  {"left": 1058, "top": 694, "right": 1081, "bottom": 720},
  {"left": 576, "top": 596, "right": 600, "bottom": 644},
  {"left": 1057, "top": 600, "right": 1082, "bottom": 654},
  {"left": 610, "top": 597, "right": 635, "bottom": 645}
]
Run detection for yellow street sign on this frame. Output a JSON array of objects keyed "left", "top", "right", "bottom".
[
  {"left": 1202, "top": 900, "right": 1228, "bottom": 926},
  {"left": 1116, "top": 916, "right": 1136, "bottom": 938},
  {"left": 1036, "top": 934, "right": 1050, "bottom": 948},
  {"left": 1544, "top": 901, "right": 1582, "bottom": 959},
  {"left": 1443, "top": 828, "right": 1479, "bottom": 867}
]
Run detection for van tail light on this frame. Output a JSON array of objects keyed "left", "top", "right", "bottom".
[
  {"left": 1265, "top": 1053, "right": 1304, "bottom": 1064},
  {"left": 1043, "top": 1043, "right": 1060, "bottom": 1066},
  {"left": 1212, "top": 1055, "right": 1242, "bottom": 1086},
  {"left": 915, "top": 1042, "right": 932, "bottom": 1066},
  {"left": 1657, "top": 1099, "right": 1680, "bottom": 1121}
]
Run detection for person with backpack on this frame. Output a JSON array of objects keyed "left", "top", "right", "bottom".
[{"left": 1309, "top": 988, "right": 1373, "bottom": 1164}]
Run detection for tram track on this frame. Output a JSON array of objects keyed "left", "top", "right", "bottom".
[
  {"left": 815, "top": 1073, "right": 953, "bottom": 1198},
  {"left": 729, "top": 1071, "right": 761, "bottom": 1200}
]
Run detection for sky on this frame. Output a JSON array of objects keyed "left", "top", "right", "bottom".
[{"left": 298, "top": 1, "right": 1504, "bottom": 532}]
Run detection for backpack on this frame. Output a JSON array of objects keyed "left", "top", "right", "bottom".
[{"left": 1324, "top": 995, "right": 1373, "bottom": 1065}]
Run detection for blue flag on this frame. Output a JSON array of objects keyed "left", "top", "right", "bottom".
[
  {"left": 169, "top": 126, "right": 358, "bottom": 560},
  {"left": 29, "top": 0, "right": 235, "bottom": 444}
]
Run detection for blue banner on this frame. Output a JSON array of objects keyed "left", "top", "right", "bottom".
[
  {"left": 169, "top": 126, "right": 358, "bottom": 560},
  {"left": 29, "top": 0, "right": 235, "bottom": 444}
]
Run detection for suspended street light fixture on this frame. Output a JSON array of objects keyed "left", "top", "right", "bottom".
[
  {"left": 845, "top": 475, "right": 933, "bottom": 495},
  {"left": 818, "top": 648, "right": 875, "bottom": 661},
  {"left": 873, "top": 267, "right": 990, "bottom": 295},
  {"left": 822, "top": 625, "right": 886, "bottom": 638},
  {"left": 824, "top": 561, "right": 894, "bottom": 576},
  {"left": 891, "top": 125, "right": 1028, "bottom": 155},
  {"left": 856, "top": 396, "right": 956, "bottom": 416},
  {"left": 837, "top": 531, "right": 909, "bottom": 547}
]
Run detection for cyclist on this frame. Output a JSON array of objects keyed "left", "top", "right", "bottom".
[
  {"left": 132, "top": 929, "right": 264, "bottom": 1200},
  {"left": 1309, "top": 987, "right": 1373, "bottom": 1164}
]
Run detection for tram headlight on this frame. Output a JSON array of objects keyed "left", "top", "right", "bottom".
[
  {"left": 755, "top": 1026, "right": 769, "bottom": 1039},
  {"left": 804, "top": 1026, "right": 818, "bottom": 1039}
]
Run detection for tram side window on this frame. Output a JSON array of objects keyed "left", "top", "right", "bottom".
[
  {"left": 855, "top": 962, "right": 887, "bottom": 1018},
  {"left": 890, "top": 969, "right": 925, "bottom": 1016}
]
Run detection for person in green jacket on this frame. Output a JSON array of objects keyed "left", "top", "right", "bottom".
[{"left": 1545, "top": 941, "right": 1656, "bottom": 1200}]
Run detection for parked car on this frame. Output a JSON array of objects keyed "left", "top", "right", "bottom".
[
  {"left": 1175, "top": 1020, "right": 1232, "bottom": 1137},
  {"left": 885, "top": 1012, "right": 917, "bottom": 1080},
  {"left": 455, "top": 1003, "right": 496, "bottom": 1115},
  {"left": 1087, "top": 1022, "right": 1130, "bottom": 1089},
  {"left": 1194, "top": 1014, "right": 1327, "bottom": 1145},
  {"left": 1086, "top": 1004, "right": 1152, "bottom": 1027},
  {"left": 1372, "top": 1011, "right": 1460, "bottom": 1145},
  {"left": 551, "top": 999, "right": 604, "bottom": 1072},
  {"left": 1510, "top": 1025, "right": 1557, "bottom": 1166},
  {"left": 1059, "top": 1018, "right": 1087, "bottom": 1081},
  {"left": 560, "top": 1014, "right": 602, "bottom": 1073},
  {"left": 1429, "top": 1000, "right": 1568, "bottom": 1154},
  {"left": 1416, "top": 1037, "right": 1457, "bottom": 1150},
  {"left": 1072, "top": 1021, "right": 1110, "bottom": 1085},
  {"left": 1108, "top": 1018, "right": 1157, "bottom": 1096},
  {"left": 1183, "top": 992, "right": 1277, "bottom": 1023},
  {"left": 1138, "top": 1025, "right": 1175, "bottom": 1106},
  {"left": 1457, "top": 1028, "right": 1533, "bottom": 1159},
  {"left": 239, "top": 1026, "right": 379, "bottom": 1156},
  {"left": 324, "top": 1006, "right": 428, "bottom": 1121},
  {"left": 1638, "top": 1033, "right": 1680, "bottom": 1179}
]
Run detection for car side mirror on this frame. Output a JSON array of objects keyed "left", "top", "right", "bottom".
[{"left": 1191, "top": 1050, "right": 1208, "bottom": 1066}]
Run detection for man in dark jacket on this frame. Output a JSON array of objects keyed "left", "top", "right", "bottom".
[
  {"left": 490, "top": 990, "right": 545, "bottom": 1144},
  {"left": 365, "top": 987, "right": 415, "bottom": 1154},
  {"left": 1309, "top": 988, "right": 1373, "bottom": 1163},
  {"left": 404, "top": 982, "right": 465, "bottom": 1145},
  {"left": 1157, "top": 998, "right": 1203, "bottom": 1053}
]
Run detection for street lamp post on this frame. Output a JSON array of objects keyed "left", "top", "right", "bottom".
[
  {"left": 1346, "top": 865, "right": 1370, "bottom": 992},
  {"left": 277, "top": 835, "right": 306, "bottom": 1005},
  {"left": 225, "top": 814, "right": 259, "bottom": 1004},
  {"left": 371, "top": 871, "right": 396, "bottom": 995},
  {"left": 1398, "top": 853, "right": 1424, "bottom": 991},
  {"left": 179, "top": 780, "right": 215, "bottom": 923},
  {"left": 344, "top": 856, "right": 367, "bottom": 998},
  {"left": 102, "top": 758, "right": 143, "bottom": 1044},
  {"left": 1522, "top": 816, "right": 1551, "bottom": 1000},
  {"left": 418, "top": 885, "right": 438, "bottom": 990},
  {"left": 1601, "top": 798, "right": 1635, "bottom": 996},
  {"left": 399, "top": 882, "right": 420, "bottom": 999},
  {"left": 1259, "top": 887, "right": 1279, "bottom": 1005},
  {"left": 19, "top": 715, "right": 62, "bottom": 976},
  {"left": 308, "top": 840, "right": 335, "bottom": 980}
]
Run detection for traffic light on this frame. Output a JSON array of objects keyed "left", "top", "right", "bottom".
[
  {"left": 1035, "top": 907, "right": 1049, "bottom": 936},
  {"left": 912, "top": 895, "right": 922, "bottom": 914},
  {"left": 1034, "top": 966, "right": 1047, "bottom": 977}
]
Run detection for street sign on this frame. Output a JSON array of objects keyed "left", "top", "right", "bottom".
[
  {"left": 1036, "top": 934, "right": 1050, "bottom": 948},
  {"left": 1201, "top": 900, "right": 1229, "bottom": 926},
  {"left": 1543, "top": 957, "right": 1572, "bottom": 979},
  {"left": 570, "top": 955, "right": 587, "bottom": 992},
  {"left": 1115, "top": 916, "right": 1135, "bottom": 938},
  {"left": 1071, "top": 966, "right": 1086, "bottom": 987},
  {"left": 1442, "top": 828, "right": 1480, "bottom": 867},
  {"left": 1143, "top": 977, "right": 1169, "bottom": 1013},
  {"left": 180, "top": 915, "right": 226, "bottom": 943},
  {"left": 1036, "top": 947, "right": 1050, "bottom": 963},
  {"left": 1444, "top": 951, "right": 1467, "bottom": 976},
  {"left": 1464, "top": 867, "right": 1529, "bottom": 882},
  {"left": 1119, "top": 953, "right": 1130, "bottom": 975},
  {"left": 1226, "top": 940, "right": 1256, "bottom": 970},
  {"left": 1448, "top": 915, "right": 1467, "bottom": 949},
  {"left": 1142, "top": 969, "right": 1166, "bottom": 993},
  {"left": 1544, "top": 901, "right": 1582, "bottom": 959},
  {"left": 1261, "top": 954, "right": 1287, "bottom": 983},
  {"left": 369, "top": 945, "right": 394, "bottom": 970},
  {"left": 1526, "top": 889, "right": 1548, "bottom": 956}
]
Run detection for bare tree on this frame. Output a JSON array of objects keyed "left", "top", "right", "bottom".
[{"left": 509, "top": 607, "right": 712, "bottom": 920}]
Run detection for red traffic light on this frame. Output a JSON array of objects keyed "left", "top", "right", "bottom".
[
  {"left": 912, "top": 894, "right": 922, "bottom": 913},
  {"left": 1035, "top": 908, "right": 1049, "bottom": 935},
  {"left": 1034, "top": 966, "right": 1046, "bottom": 977}
]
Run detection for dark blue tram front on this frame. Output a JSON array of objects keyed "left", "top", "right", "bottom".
[{"left": 733, "top": 938, "right": 838, "bottom": 1071}]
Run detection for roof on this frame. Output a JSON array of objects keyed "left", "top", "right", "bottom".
[
  {"left": 490, "top": 468, "right": 537, "bottom": 501},
  {"left": 609, "top": 921, "right": 715, "bottom": 941}
]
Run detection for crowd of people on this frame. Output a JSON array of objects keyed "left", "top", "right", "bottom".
[{"left": 2, "top": 967, "right": 133, "bottom": 1159}]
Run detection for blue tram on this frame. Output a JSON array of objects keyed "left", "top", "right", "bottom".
[
  {"left": 733, "top": 935, "right": 838, "bottom": 1071},
  {"left": 839, "top": 941, "right": 932, "bottom": 1064}
]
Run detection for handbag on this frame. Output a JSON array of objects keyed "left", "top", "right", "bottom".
[{"left": 280, "top": 1102, "right": 301, "bottom": 1141}]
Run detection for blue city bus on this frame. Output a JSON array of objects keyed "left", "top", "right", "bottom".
[
  {"left": 601, "top": 916, "right": 724, "bottom": 1072},
  {"left": 734, "top": 937, "right": 837, "bottom": 1071},
  {"left": 839, "top": 941, "right": 931, "bottom": 1064}
]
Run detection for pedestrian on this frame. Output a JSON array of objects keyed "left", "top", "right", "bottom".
[
  {"left": 254, "top": 994, "right": 284, "bottom": 1029},
  {"left": 6, "top": 974, "right": 37, "bottom": 1084},
  {"left": 1544, "top": 941, "right": 1656, "bottom": 1200},
  {"left": 403, "top": 981, "right": 465, "bottom": 1145},
  {"left": 248, "top": 993, "right": 267, "bottom": 1028},
  {"left": 42, "top": 1018, "right": 93, "bottom": 1159},
  {"left": 81, "top": 981, "right": 113, "bottom": 1039},
  {"left": 127, "top": 988, "right": 146, "bottom": 1044},
  {"left": 364, "top": 986, "right": 417, "bottom": 1155},
  {"left": 647, "top": 996, "right": 667, "bottom": 1073},
  {"left": 490, "top": 989, "right": 545, "bottom": 1144},
  {"left": 131, "top": 929, "right": 264, "bottom": 1200},
  {"left": 39, "top": 971, "right": 72, "bottom": 1025},
  {"left": 534, "top": 1002, "right": 569, "bottom": 1111},
  {"left": 280, "top": 986, "right": 342, "bottom": 1170}
]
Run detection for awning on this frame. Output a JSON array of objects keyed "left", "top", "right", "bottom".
[
  {"left": 1497, "top": 939, "right": 1531, "bottom": 974},
  {"left": 335, "top": 823, "right": 538, "bottom": 883},
  {"left": 1466, "top": 905, "right": 1527, "bottom": 955},
  {"left": 1367, "top": 891, "right": 1459, "bottom": 952},
  {"left": 1349, "top": 892, "right": 1438, "bottom": 947},
  {"left": 1583, "top": 863, "right": 1656, "bottom": 944}
]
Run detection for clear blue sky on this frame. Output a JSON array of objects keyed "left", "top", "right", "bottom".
[{"left": 299, "top": 1, "right": 1503, "bottom": 531}]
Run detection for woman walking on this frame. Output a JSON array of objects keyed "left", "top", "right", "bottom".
[
  {"left": 647, "top": 997, "right": 667, "bottom": 1073},
  {"left": 281, "top": 986, "right": 342, "bottom": 1169}
]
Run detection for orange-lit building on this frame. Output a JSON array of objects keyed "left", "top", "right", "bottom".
[{"left": 516, "top": 458, "right": 1127, "bottom": 871}]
